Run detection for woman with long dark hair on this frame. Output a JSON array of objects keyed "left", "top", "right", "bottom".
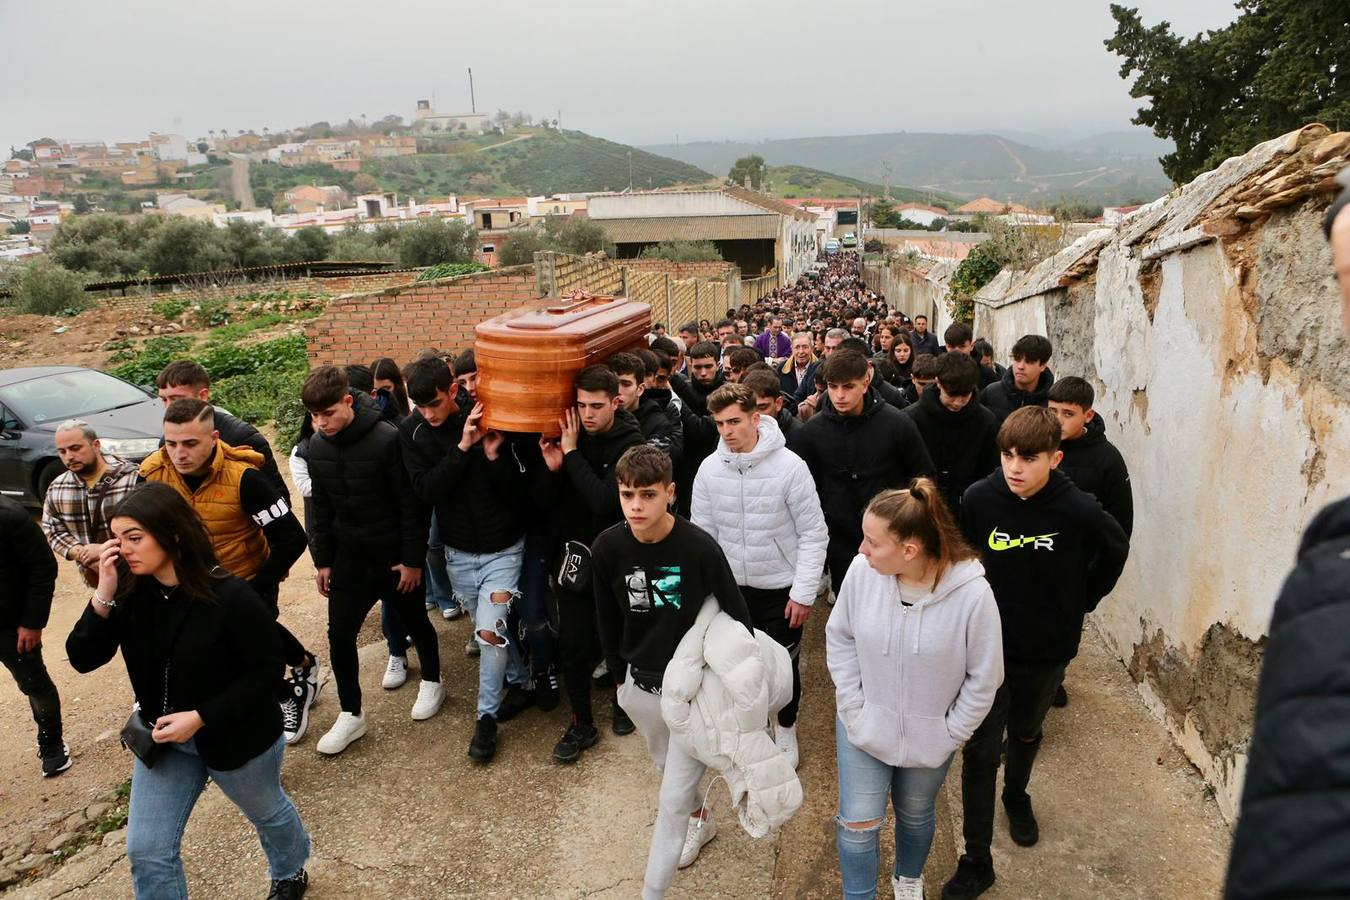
[
  {"left": 881, "top": 329, "right": 915, "bottom": 390},
  {"left": 66, "top": 483, "right": 311, "bottom": 899},
  {"left": 370, "top": 357, "right": 411, "bottom": 419}
]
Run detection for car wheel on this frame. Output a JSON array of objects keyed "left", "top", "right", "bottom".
[{"left": 35, "top": 459, "right": 61, "bottom": 504}]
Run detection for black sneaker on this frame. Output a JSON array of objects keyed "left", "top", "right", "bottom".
[
  {"left": 533, "top": 666, "right": 560, "bottom": 712},
  {"left": 611, "top": 699, "right": 636, "bottom": 736},
  {"left": 1003, "top": 793, "right": 1039, "bottom": 846},
  {"left": 496, "top": 684, "right": 534, "bottom": 723},
  {"left": 941, "top": 855, "right": 995, "bottom": 900},
  {"left": 267, "top": 868, "right": 308, "bottom": 899},
  {"left": 39, "top": 740, "right": 72, "bottom": 778},
  {"left": 468, "top": 715, "right": 498, "bottom": 763},
  {"left": 552, "top": 718, "right": 599, "bottom": 763},
  {"left": 1052, "top": 684, "right": 1069, "bottom": 707}
]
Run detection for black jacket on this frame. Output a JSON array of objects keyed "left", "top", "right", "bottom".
[
  {"left": 635, "top": 388, "right": 684, "bottom": 466},
  {"left": 960, "top": 469, "right": 1130, "bottom": 664},
  {"left": 785, "top": 359, "right": 821, "bottom": 403},
  {"left": 902, "top": 384, "right": 999, "bottom": 513},
  {"left": 553, "top": 410, "right": 645, "bottom": 545},
  {"left": 398, "top": 406, "right": 525, "bottom": 554},
  {"left": 775, "top": 407, "right": 802, "bottom": 442},
  {"left": 214, "top": 410, "right": 288, "bottom": 504},
  {"left": 66, "top": 575, "right": 283, "bottom": 770},
  {"left": 0, "top": 497, "right": 57, "bottom": 630},
  {"left": 1058, "top": 416, "right": 1134, "bottom": 536},
  {"left": 1226, "top": 497, "right": 1350, "bottom": 899},
  {"left": 306, "top": 400, "right": 428, "bottom": 568},
  {"left": 675, "top": 375, "right": 725, "bottom": 514},
  {"left": 788, "top": 388, "right": 936, "bottom": 547},
  {"left": 912, "top": 330, "right": 940, "bottom": 357},
  {"left": 980, "top": 368, "right": 1055, "bottom": 425}
]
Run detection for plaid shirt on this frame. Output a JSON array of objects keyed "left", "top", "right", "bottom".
[{"left": 41, "top": 456, "right": 142, "bottom": 559}]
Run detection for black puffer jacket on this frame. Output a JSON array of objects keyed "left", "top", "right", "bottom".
[
  {"left": 1226, "top": 496, "right": 1350, "bottom": 899},
  {"left": 788, "top": 388, "right": 935, "bottom": 547},
  {"left": 902, "top": 383, "right": 999, "bottom": 512},
  {"left": 0, "top": 496, "right": 57, "bottom": 630},
  {"left": 980, "top": 367, "right": 1054, "bottom": 425},
  {"left": 553, "top": 410, "right": 645, "bottom": 544},
  {"left": 1058, "top": 415, "right": 1133, "bottom": 536},
  {"left": 306, "top": 401, "right": 428, "bottom": 568},
  {"left": 214, "top": 409, "right": 288, "bottom": 503},
  {"left": 398, "top": 404, "right": 524, "bottom": 554}
]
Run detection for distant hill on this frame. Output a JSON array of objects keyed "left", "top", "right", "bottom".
[
  {"left": 642, "top": 131, "right": 1174, "bottom": 207},
  {"left": 353, "top": 128, "right": 713, "bottom": 198},
  {"left": 766, "top": 165, "right": 960, "bottom": 207}
]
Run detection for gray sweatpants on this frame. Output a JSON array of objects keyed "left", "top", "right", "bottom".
[{"left": 617, "top": 672, "right": 708, "bottom": 900}]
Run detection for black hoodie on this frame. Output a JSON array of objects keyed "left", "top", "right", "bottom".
[
  {"left": 553, "top": 408, "right": 645, "bottom": 544},
  {"left": 1058, "top": 415, "right": 1133, "bottom": 536},
  {"left": 980, "top": 367, "right": 1055, "bottom": 425},
  {"left": 1226, "top": 496, "right": 1350, "bottom": 899},
  {"left": 306, "top": 397, "right": 429, "bottom": 569},
  {"left": 902, "top": 383, "right": 999, "bottom": 512},
  {"left": 960, "top": 468, "right": 1129, "bottom": 664},
  {"left": 398, "top": 395, "right": 526, "bottom": 555},
  {"left": 789, "top": 387, "right": 936, "bottom": 548}
]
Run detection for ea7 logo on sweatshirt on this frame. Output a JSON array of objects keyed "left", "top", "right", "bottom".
[{"left": 987, "top": 528, "right": 1058, "bottom": 552}]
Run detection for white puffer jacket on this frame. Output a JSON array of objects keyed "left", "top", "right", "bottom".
[
  {"left": 691, "top": 416, "right": 829, "bottom": 605},
  {"left": 662, "top": 596, "right": 804, "bottom": 838}
]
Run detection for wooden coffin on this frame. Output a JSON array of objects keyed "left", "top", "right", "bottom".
[{"left": 475, "top": 293, "right": 651, "bottom": 434}]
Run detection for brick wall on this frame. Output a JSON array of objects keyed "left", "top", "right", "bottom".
[
  {"left": 305, "top": 264, "right": 538, "bottom": 365},
  {"left": 97, "top": 270, "right": 420, "bottom": 308},
  {"left": 620, "top": 258, "right": 738, "bottom": 281}
]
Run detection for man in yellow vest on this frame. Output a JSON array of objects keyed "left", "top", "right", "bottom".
[{"left": 141, "top": 398, "right": 320, "bottom": 745}]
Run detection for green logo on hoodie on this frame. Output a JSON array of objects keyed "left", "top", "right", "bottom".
[{"left": 988, "top": 528, "right": 1058, "bottom": 552}]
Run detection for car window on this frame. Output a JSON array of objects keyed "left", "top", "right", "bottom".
[
  {"left": 0, "top": 404, "right": 19, "bottom": 431},
  {"left": 0, "top": 370, "right": 149, "bottom": 425}
]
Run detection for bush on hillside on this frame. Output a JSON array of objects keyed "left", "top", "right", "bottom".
[{"left": 10, "top": 259, "right": 92, "bottom": 315}]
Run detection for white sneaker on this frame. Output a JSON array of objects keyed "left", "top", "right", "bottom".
[
  {"left": 382, "top": 655, "right": 408, "bottom": 690},
  {"left": 892, "top": 874, "right": 924, "bottom": 900},
  {"left": 316, "top": 711, "right": 366, "bottom": 755},
  {"left": 775, "top": 723, "right": 800, "bottom": 769},
  {"left": 592, "top": 659, "right": 608, "bottom": 679},
  {"left": 411, "top": 680, "right": 445, "bottom": 720},
  {"left": 443, "top": 606, "right": 464, "bottom": 621},
  {"left": 678, "top": 812, "right": 717, "bottom": 868},
  {"left": 425, "top": 600, "right": 436, "bottom": 611}
]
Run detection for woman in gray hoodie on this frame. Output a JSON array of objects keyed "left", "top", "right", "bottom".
[{"left": 826, "top": 479, "right": 1004, "bottom": 900}]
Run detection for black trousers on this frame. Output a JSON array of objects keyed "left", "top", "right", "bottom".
[
  {"left": 555, "top": 583, "right": 601, "bottom": 725},
  {"left": 827, "top": 535, "right": 859, "bottom": 594},
  {"left": 0, "top": 628, "right": 62, "bottom": 747},
  {"left": 959, "top": 660, "right": 1067, "bottom": 864},
  {"left": 327, "top": 559, "right": 440, "bottom": 715},
  {"left": 253, "top": 581, "right": 310, "bottom": 667},
  {"left": 742, "top": 585, "right": 803, "bottom": 728}
]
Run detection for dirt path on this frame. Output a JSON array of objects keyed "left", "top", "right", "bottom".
[
  {"left": 477, "top": 133, "right": 535, "bottom": 153},
  {"left": 5, "top": 568, "right": 1232, "bottom": 898}
]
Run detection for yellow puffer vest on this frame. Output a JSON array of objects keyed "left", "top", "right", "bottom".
[{"left": 140, "top": 441, "right": 270, "bottom": 580}]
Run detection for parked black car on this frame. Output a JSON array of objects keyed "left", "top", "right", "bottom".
[{"left": 0, "top": 366, "right": 163, "bottom": 506}]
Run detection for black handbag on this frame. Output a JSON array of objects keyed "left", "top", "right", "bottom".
[
  {"left": 555, "top": 540, "right": 593, "bottom": 593},
  {"left": 120, "top": 660, "right": 171, "bottom": 768}
]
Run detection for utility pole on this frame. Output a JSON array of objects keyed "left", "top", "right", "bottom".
[{"left": 467, "top": 68, "right": 476, "bottom": 113}]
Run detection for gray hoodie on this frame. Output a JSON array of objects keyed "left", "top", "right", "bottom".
[{"left": 826, "top": 554, "right": 1003, "bottom": 769}]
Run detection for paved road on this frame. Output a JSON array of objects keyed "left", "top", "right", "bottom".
[{"left": 229, "top": 154, "right": 255, "bottom": 209}]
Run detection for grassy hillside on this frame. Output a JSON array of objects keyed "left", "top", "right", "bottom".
[
  {"left": 358, "top": 128, "right": 713, "bottom": 197},
  {"left": 643, "top": 131, "right": 1173, "bottom": 207},
  {"left": 767, "top": 165, "right": 959, "bottom": 207}
]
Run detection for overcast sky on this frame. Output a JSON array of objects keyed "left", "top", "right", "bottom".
[{"left": 1, "top": 0, "right": 1241, "bottom": 154}]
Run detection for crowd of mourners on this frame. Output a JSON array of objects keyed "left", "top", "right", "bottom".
[{"left": 5, "top": 248, "right": 1140, "bottom": 900}]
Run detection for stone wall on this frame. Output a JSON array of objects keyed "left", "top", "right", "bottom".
[
  {"left": 971, "top": 125, "right": 1350, "bottom": 820},
  {"left": 304, "top": 265, "right": 537, "bottom": 365},
  {"left": 101, "top": 269, "right": 420, "bottom": 308}
]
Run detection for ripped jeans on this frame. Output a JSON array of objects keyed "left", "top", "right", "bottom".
[
  {"left": 835, "top": 717, "right": 952, "bottom": 895},
  {"left": 446, "top": 538, "right": 529, "bottom": 718}
]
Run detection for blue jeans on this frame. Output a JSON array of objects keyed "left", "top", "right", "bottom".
[
  {"left": 835, "top": 717, "right": 952, "bottom": 895},
  {"left": 127, "top": 735, "right": 308, "bottom": 898},
  {"left": 447, "top": 537, "right": 529, "bottom": 717}
]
